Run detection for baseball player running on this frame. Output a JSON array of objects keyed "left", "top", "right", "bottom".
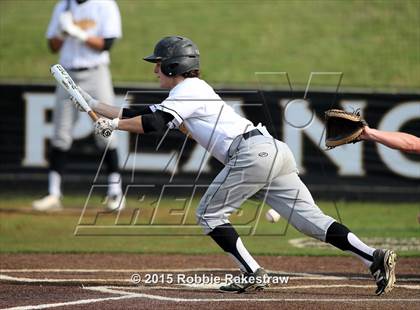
[
  {"left": 33, "top": 0, "right": 124, "bottom": 211},
  {"left": 70, "top": 36, "right": 397, "bottom": 295}
]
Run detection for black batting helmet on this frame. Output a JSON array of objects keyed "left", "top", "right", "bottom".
[{"left": 143, "top": 36, "right": 200, "bottom": 77}]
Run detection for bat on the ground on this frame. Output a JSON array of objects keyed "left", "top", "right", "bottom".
[{"left": 50, "top": 64, "right": 99, "bottom": 122}]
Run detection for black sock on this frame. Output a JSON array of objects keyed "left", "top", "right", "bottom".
[
  {"left": 104, "top": 149, "right": 119, "bottom": 174},
  {"left": 50, "top": 147, "right": 67, "bottom": 174},
  {"left": 208, "top": 223, "right": 260, "bottom": 273},
  {"left": 326, "top": 222, "right": 374, "bottom": 263}
]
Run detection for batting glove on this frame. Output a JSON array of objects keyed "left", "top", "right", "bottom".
[{"left": 94, "top": 118, "right": 119, "bottom": 138}]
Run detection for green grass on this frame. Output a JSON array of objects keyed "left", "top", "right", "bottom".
[
  {"left": 1, "top": 194, "right": 419, "bottom": 256},
  {"left": 0, "top": 0, "right": 419, "bottom": 90}
]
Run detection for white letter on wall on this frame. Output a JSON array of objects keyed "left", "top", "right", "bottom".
[{"left": 22, "top": 93, "right": 55, "bottom": 167}]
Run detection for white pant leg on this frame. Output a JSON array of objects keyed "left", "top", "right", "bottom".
[
  {"left": 51, "top": 85, "right": 79, "bottom": 151},
  {"left": 75, "top": 65, "right": 118, "bottom": 150},
  {"left": 261, "top": 171, "right": 336, "bottom": 241},
  {"left": 196, "top": 135, "right": 283, "bottom": 234}
]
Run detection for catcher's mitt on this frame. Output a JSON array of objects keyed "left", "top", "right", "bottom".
[{"left": 325, "top": 109, "right": 367, "bottom": 149}]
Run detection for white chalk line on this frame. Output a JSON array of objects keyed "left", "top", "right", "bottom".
[
  {"left": 2, "top": 283, "right": 420, "bottom": 310},
  {"left": 0, "top": 295, "right": 137, "bottom": 310},
  {"left": 2, "top": 268, "right": 351, "bottom": 281},
  {"left": 109, "top": 283, "right": 420, "bottom": 291},
  {"left": 5, "top": 294, "right": 420, "bottom": 310},
  {"left": 0, "top": 275, "right": 131, "bottom": 284},
  {"left": 87, "top": 286, "right": 420, "bottom": 302},
  {"left": 175, "top": 284, "right": 420, "bottom": 291}
]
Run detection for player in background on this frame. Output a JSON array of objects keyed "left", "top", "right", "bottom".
[
  {"left": 70, "top": 36, "right": 397, "bottom": 295},
  {"left": 33, "top": 0, "right": 124, "bottom": 211},
  {"left": 360, "top": 126, "right": 420, "bottom": 154}
]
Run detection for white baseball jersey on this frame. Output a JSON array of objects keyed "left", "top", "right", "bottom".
[
  {"left": 46, "top": 0, "right": 122, "bottom": 69},
  {"left": 151, "top": 78, "right": 272, "bottom": 163}
]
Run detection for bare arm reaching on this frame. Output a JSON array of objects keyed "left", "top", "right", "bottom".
[{"left": 360, "top": 126, "right": 420, "bottom": 154}]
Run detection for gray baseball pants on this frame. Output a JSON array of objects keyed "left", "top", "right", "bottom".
[
  {"left": 196, "top": 134, "right": 335, "bottom": 241},
  {"left": 51, "top": 64, "right": 118, "bottom": 151}
]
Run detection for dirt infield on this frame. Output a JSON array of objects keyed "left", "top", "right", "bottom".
[{"left": 1, "top": 254, "right": 419, "bottom": 309}]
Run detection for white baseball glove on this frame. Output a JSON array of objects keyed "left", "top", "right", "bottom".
[
  {"left": 59, "top": 11, "right": 88, "bottom": 42},
  {"left": 94, "top": 118, "right": 119, "bottom": 138}
]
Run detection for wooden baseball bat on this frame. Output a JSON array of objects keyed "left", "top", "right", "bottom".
[{"left": 50, "top": 64, "right": 99, "bottom": 122}]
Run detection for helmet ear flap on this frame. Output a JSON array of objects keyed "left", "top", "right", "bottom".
[{"left": 161, "top": 60, "right": 179, "bottom": 76}]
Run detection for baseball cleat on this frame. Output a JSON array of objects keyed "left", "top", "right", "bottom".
[
  {"left": 369, "top": 249, "right": 397, "bottom": 295},
  {"left": 219, "top": 268, "right": 269, "bottom": 293},
  {"left": 32, "top": 195, "right": 62, "bottom": 212},
  {"left": 105, "top": 194, "right": 126, "bottom": 211}
]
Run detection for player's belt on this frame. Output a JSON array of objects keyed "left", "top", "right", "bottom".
[
  {"left": 67, "top": 66, "right": 99, "bottom": 72},
  {"left": 242, "top": 129, "right": 263, "bottom": 140}
]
